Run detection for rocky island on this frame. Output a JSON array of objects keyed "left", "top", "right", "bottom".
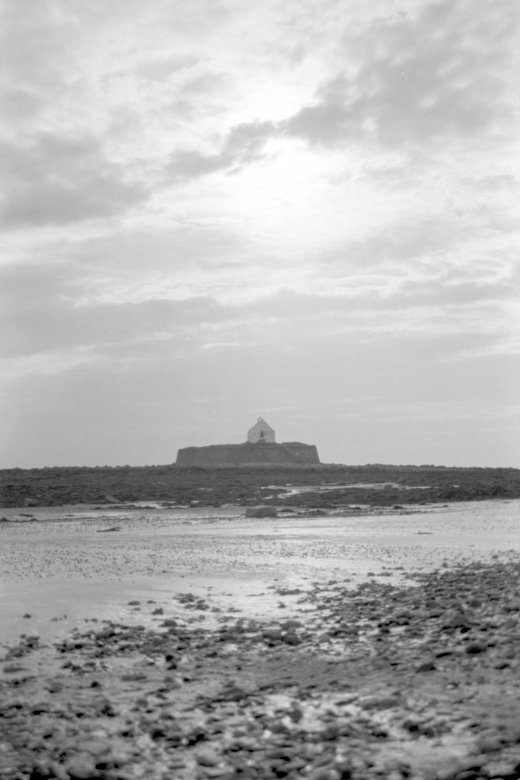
[{"left": 176, "top": 417, "right": 320, "bottom": 467}]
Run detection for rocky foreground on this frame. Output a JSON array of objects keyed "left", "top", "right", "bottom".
[{"left": 1, "top": 560, "right": 520, "bottom": 780}]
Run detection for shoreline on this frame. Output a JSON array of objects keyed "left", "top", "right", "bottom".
[
  {"left": 1, "top": 557, "right": 520, "bottom": 779},
  {"left": 0, "top": 500, "right": 518, "bottom": 647},
  {"left": 1, "top": 500, "right": 519, "bottom": 778}
]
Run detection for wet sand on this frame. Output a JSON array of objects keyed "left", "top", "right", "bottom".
[
  {"left": 0, "top": 500, "right": 518, "bottom": 645},
  {"left": 0, "top": 500, "right": 519, "bottom": 779}
]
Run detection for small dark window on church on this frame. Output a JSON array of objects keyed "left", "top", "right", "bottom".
[{"left": 259, "top": 431, "right": 264, "bottom": 438}]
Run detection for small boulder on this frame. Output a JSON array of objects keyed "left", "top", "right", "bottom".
[
  {"left": 245, "top": 505, "right": 278, "bottom": 518},
  {"left": 441, "top": 609, "right": 472, "bottom": 631},
  {"left": 465, "top": 641, "right": 487, "bottom": 655},
  {"left": 282, "top": 631, "right": 301, "bottom": 645},
  {"left": 483, "top": 760, "right": 517, "bottom": 778},
  {"left": 195, "top": 747, "right": 220, "bottom": 767},
  {"left": 359, "top": 693, "right": 401, "bottom": 710},
  {"left": 262, "top": 628, "right": 282, "bottom": 642},
  {"left": 415, "top": 659, "right": 436, "bottom": 672},
  {"left": 66, "top": 755, "right": 97, "bottom": 779},
  {"left": 475, "top": 730, "right": 503, "bottom": 753}
]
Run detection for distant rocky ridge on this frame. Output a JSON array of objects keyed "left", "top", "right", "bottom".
[
  {"left": 1, "top": 464, "right": 519, "bottom": 507},
  {"left": 176, "top": 442, "right": 320, "bottom": 467}
]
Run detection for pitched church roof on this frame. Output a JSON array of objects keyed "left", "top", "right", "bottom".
[{"left": 247, "top": 416, "right": 275, "bottom": 443}]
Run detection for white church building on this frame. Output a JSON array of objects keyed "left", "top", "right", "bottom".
[
  {"left": 247, "top": 417, "right": 275, "bottom": 444},
  {"left": 176, "top": 415, "right": 320, "bottom": 465}
]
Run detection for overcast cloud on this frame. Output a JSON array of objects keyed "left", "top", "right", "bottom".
[{"left": 1, "top": 0, "right": 519, "bottom": 467}]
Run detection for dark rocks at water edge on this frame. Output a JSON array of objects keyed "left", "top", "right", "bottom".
[
  {"left": 1, "top": 464, "right": 519, "bottom": 508},
  {"left": 2, "top": 559, "right": 520, "bottom": 779}
]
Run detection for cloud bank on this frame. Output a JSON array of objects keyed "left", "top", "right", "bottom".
[{"left": 1, "top": 0, "right": 518, "bottom": 467}]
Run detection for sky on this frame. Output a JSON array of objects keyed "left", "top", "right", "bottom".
[{"left": 1, "top": 0, "right": 519, "bottom": 468}]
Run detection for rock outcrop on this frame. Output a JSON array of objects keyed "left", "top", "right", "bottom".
[{"left": 245, "top": 505, "right": 278, "bottom": 518}]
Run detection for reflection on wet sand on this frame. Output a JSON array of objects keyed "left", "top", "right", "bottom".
[{"left": 0, "top": 499, "right": 518, "bottom": 645}]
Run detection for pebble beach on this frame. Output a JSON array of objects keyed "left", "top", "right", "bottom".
[{"left": 1, "top": 500, "right": 519, "bottom": 779}]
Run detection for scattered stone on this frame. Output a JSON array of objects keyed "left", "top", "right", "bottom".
[
  {"left": 3, "top": 663, "right": 27, "bottom": 673},
  {"left": 282, "top": 631, "right": 300, "bottom": 645},
  {"left": 245, "top": 505, "right": 278, "bottom": 518},
  {"left": 359, "top": 693, "right": 401, "bottom": 710},
  {"left": 66, "top": 755, "right": 98, "bottom": 779},
  {"left": 262, "top": 628, "right": 282, "bottom": 642},
  {"left": 503, "top": 598, "right": 520, "bottom": 612},
  {"left": 465, "top": 641, "right": 487, "bottom": 655},
  {"left": 195, "top": 747, "right": 221, "bottom": 767},
  {"left": 1, "top": 556, "right": 520, "bottom": 780},
  {"left": 484, "top": 760, "right": 518, "bottom": 778},
  {"left": 441, "top": 609, "right": 472, "bottom": 631},
  {"left": 475, "top": 730, "right": 503, "bottom": 753},
  {"left": 415, "top": 659, "right": 436, "bottom": 672}
]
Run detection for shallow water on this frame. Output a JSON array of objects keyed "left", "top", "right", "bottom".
[
  {"left": 0, "top": 499, "right": 518, "bottom": 645},
  {"left": 269, "top": 481, "right": 431, "bottom": 495}
]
